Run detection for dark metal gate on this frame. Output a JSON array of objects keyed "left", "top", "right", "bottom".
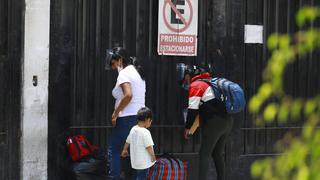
[
  {"left": 241, "top": 0, "right": 320, "bottom": 177},
  {"left": 49, "top": 0, "right": 320, "bottom": 179},
  {"left": 0, "top": 0, "right": 23, "bottom": 179}
]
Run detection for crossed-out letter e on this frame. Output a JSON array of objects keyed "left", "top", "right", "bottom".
[{"left": 171, "top": 0, "right": 185, "bottom": 24}]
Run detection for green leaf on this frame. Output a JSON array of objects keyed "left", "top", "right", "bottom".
[
  {"left": 268, "top": 34, "right": 279, "bottom": 50},
  {"left": 296, "top": 165, "right": 309, "bottom": 180},
  {"left": 296, "top": 8, "right": 306, "bottom": 27},
  {"left": 251, "top": 161, "right": 264, "bottom": 178},
  {"left": 259, "top": 83, "right": 273, "bottom": 99},
  {"left": 296, "top": 6, "right": 320, "bottom": 27},
  {"left": 278, "top": 102, "right": 290, "bottom": 123},
  {"left": 302, "top": 124, "right": 313, "bottom": 140},
  {"left": 279, "top": 35, "right": 290, "bottom": 49},
  {"left": 272, "top": 76, "right": 283, "bottom": 94},
  {"left": 264, "top": 104, "right": 278, "bottom": 122},
  {"left": 291, "top": 100, "right": 302, "bottom": 120},
  {"left": 305, "top": 29, "right": 317, "bottom": 51},
  {"left": 249, "top": 96, "right": 263, "bottom": 113},
  {"left": 305, "top": 100, "right": 316, "bottom": 116}
]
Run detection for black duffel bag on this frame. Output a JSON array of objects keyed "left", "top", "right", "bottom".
[{"left": 71, "top": 148, "right": 109, "bottom": 180}]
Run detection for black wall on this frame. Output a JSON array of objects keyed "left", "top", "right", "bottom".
[
  {"left": 0, "top": 0, "right": 23, "bottom": 179},
  {"left": 49, "top": 0, "right": 320, "bottom": 179}
]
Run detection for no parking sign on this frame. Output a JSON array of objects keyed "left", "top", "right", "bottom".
[{"left": 157, "top": 0, "right": 198, "bottom": 56}]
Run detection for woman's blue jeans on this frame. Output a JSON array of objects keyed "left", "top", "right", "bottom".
[{"left": 108, "top": 115, "right": 137, "bottom": 180}]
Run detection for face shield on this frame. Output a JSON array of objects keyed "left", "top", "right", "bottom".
[
  {"left": 176, "top": 63, "right": 190, "bottom": 90},
  {"left": 176, "top": 63, "right": 203, "bottom": 90},
  {"left": 176, "top": 63, "right": 191, "bottom": 123},
  {"left": 176, "top": 63, "right": 186, "bottom": 82},
  {"left": 104, "top": 49, "right": 114, "bottom": 70}
]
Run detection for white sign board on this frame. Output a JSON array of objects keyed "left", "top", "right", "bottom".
[
  {"left": 157, "top": 0, "right": 198, "bottom": 56},
  {"left": 244, "top": 25, "right": 264, "bottom": 44}
]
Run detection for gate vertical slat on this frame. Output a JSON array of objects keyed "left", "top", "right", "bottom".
[
  {"left": 48, "top": 0, "right": 75, "bottom": 178},
  {"left": 94, "top": 0, "right": 102, "bottom": 144},
  {"left": 0, "top": 0, "right": 22, "bottom": 179},
  {"left": 226, "top": 0, "right": 246, "bottom": 179}
]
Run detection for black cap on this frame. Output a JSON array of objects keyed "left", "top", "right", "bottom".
[
  {"left": 184, "top": 65, "right": 208, "bottom": 78},
  {"left": 176, "top": 63, "right": 201, "bottom": 81}
]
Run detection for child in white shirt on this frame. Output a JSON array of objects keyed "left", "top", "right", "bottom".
[{"left": 121, "top": 107, "right": 156, "bottom": 180}]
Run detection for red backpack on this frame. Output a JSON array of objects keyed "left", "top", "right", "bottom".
[{"left": 66, "top": 135, "right": 97, "bottom": 161}]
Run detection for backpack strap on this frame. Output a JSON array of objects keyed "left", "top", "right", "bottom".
[
  {"left": 227, "top": 83, "right": 234, "bottom": 110},
  {"left": 216, "top": 78, "right": 228, "bottom": 101},
  {"left": 217, "top": 79, "right": 236, "bottom": 111},
  {"left": 217, "top": 78, "right": 225, "bottom": 93},
  {"left": 196, "top": 78, "right": 211, "bottom": 84}
]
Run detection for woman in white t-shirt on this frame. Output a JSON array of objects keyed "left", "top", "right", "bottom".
[{"left": 105, "top": 47, "right": 146, "bottom": 180}]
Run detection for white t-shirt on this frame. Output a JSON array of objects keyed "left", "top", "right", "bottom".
[
  {"left": 112, "top": 65, "right": 146, "bottom": 117},
  {"left": 126, "top": 125, "right": 155, "bottom": 170}
]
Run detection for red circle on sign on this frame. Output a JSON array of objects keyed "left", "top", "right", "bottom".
[{"left": 163, "top": 0, "right": 193, "bottom": 33}]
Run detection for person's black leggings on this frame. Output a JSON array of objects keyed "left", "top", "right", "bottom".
[{"left": 199, "top": 115, "right": 233, "bottom": 180}]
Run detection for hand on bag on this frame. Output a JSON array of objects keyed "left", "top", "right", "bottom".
[
  {"left": 151, "top": 154, "right": 156, "bottom": 162},
  {"left": 184, "top": 129, "right": 191, "bottom": 140}
]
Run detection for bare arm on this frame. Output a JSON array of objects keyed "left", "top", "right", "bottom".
[
  {"left": 146, "top": 146, "right": 156, "bottom": 162},
  {"left": 112, "top": 82, "right": 132, "bottom": 126},
  {"left": 121, "top": 142, "right": 130, "bottom": 157}
]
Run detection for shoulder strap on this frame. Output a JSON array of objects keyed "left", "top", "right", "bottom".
[
  {"left": 195, "top": 78, "right": 211, "bottom": 84},
  {"left": 217, "top": 78, "right": 228, "bottom": 101}
]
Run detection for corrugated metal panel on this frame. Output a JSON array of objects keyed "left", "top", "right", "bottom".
[
  {"left": 0, "top": 0, "right": 23, "bottom": 179},
  {"left": 49, "top": 0, "right": 320, "bottom": 179}
]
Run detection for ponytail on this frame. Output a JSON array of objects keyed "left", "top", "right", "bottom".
[{"left": 131, "top": 56, "right": 145, "bottom": 80}]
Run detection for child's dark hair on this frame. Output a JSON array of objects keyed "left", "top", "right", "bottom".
[{"left": 137, "top": 107, "right": 153, "bottom": 121}]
